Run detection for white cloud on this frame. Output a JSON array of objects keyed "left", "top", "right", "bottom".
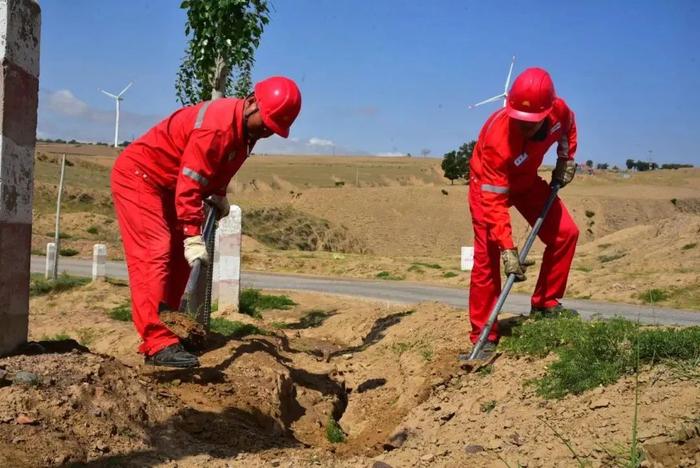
[
  {"left": 45, "top": 89, "right": 90, "bottom": 117},
  {"left": 308, "top": 137, "right": 335, "bottom": 147}
]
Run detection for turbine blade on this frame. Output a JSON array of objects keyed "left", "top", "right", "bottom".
[
  {"left": 469, "top": 93, "right": 506, "bottom": 109},
  {"left": 504, "top": 55, "right": 515, "bottom": 93},
  {"left": 100, "top": 90, "right": 118, "bottom": 99},
  {"left": 118, "top": 82, "right": 133, "bottom": 97}
]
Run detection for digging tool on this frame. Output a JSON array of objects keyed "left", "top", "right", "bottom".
[
  {"left": 463, "top": 182, "right": 562, "bottom": 369},
  {"left": 179, "top": 201, "right": 218, "bottom": 330}
]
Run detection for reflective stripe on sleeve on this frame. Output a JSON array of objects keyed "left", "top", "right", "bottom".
[
  {"left": 182, "top": 167, "right": 209, "bottom": 186},
  {"left": 194, "top": 101, "right": 212, "bottom": 129},
  {"left": 481, "top": 184, "right": 509, "bottom": 194}
]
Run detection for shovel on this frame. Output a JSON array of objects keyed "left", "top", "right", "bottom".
[
  {"left": 462, "top": 182, "right": 561, "bottom": 370},
  {"left": 179, "top": 202, "right": 218, "bottom": 330}
]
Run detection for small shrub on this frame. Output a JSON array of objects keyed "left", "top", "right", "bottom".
[
  {"left": 480, "top": 400, "right": 497, "bottom": 413},
  {"left": 239, "top": 288, "right": 296, "bottom": 318},
  {"left": 326, "top": 417, "right": 346, "bottom": 443},
  {"left": 638, "top": 288, "right": 670, "bottom": 303},
  {"left": 682, "top": 242, "right": 697, "bottom": 250},
  {"left": 671, "top": 198, "right": 678, "bottom": 206},
  {"left": 86, "top": 226, "right": 99, "bottom": 235},
  {"left": 29, "top": 273, "right": 89, "bottom": 297},
  {"left": 376, "top": 271, "right": 404, "bottom": 280},
  {"left": 46, "top": 231, "right": 72, "bottom": 239},
  {"left": 109, "top": 302, "right": 132, "bottom": 321},
  {"left": 411, "top": 262, "right": 442, "bottom": 269},
  {"left": 334, "top": 181, "right": 345, "bottom": 187},
  {"left": 41, "top": 333, "right": 70, "bottom": 341},
  {"left": 585, "top": 210, "right": 595, "bottom": 218},
  {"left": 442, "top": 271, "right": 458, "bottom": 278},
  {"left": 598, "top": 253, "right": 626, "bottom": 263},
  {"left": 60, "top": 248, "right": 79, "bottom": 257}
]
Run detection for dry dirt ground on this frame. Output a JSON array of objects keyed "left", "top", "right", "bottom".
[{"left": 2, "top": 281, "right": 697, "bottom": 467}]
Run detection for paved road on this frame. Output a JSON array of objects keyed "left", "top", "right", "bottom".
[{"left": 31, "top": 256, "right": 700, "bottom": 326}]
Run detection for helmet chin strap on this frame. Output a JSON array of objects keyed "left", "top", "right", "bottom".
[{"left": 243, "top": 101, "right": 260, "bottom": 152}]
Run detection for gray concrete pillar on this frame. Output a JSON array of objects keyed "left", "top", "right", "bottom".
[
  {"left": 0, "top": 0, "right": 41, "bottom": 354},
  {"left": 213, "top": 205, "right": 241, "bottom": 311},
  {"left": 92, "top": 244, "right": 106, "bottom": 281},
  {"left": 45, "top": 242, "right": 55, "bottom": 279}
]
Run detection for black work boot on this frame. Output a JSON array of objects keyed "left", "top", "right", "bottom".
[
  {"left": 459, "top": 340, "right": 498, "bottom": 361},
  {"left": 530, "top": 303, "right": 579, "bottom": 320},
  {"left": 145, "top": 343, "right": 200, "bottom": 368}
]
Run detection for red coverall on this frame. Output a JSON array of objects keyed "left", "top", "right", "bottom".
[
  {"left": 468, "top": 97, "right": 579, "bottom": 343},
  {"left": 111, "top": 98, "right": 249, "bottom": 355}
]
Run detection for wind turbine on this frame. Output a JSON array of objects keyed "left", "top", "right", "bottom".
[
  {"left": 469, "top": 56, "right": 516, "bottom": 110},
  {"left": 100, "top": 82, "right": 133, "bottom": 147}
]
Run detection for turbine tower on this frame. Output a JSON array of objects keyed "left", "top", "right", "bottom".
[
  {"left": 100, "top": 82, "right": 133, "bottom": 147},
  {"left": 469, "top": 56, "right": 516, "bottom": 109}
]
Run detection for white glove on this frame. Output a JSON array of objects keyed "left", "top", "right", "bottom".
[
  {"left": 183, "top": 235, "right": 208, "bottom": 266},
  {"left": 206, "top": 195, "right": 230, "bottom": 219}
]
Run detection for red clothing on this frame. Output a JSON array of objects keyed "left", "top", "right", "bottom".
[
  {"left": 467, "top": 98, "right": 579, "bottom": 343},
  {"left": 111, "top": 98, "right": 249, "bottom": 355},
  {"left": 122, "top": 98, "right": 249, "bottom": 237},
  {"left": 469, "top": 97, "right": 577, "bottom": 249}
]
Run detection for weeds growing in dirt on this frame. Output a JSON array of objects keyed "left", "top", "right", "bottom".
[
  {"left": 681, "top": 242, "right": 697, "bottom": 250},
  {"left": 59, "top": 248, "right": 79, "bottom": 257},
  {"left": 77, "top": 328, "right": 98, "bottom": 347},
  {"left": 209, "top": 318, "right": 267, "bottom": 338},
  {"left": 390, "top": 339, "right": 433, "bottom": 361},
  {"left": 376, "top": 271, "right": 404, "bottom": 280},
  {"left": 40, "top": 333, "right": 70, "bottom": 341},
  {"left": 407, "top": 265, "right": 424, "bottom": 273},
  {"left": 598, "top": 252, "right": 626, "bottom": 263},
  {"left": 109, "top": 302, "right": 132, "bottom": 321},
  {"left": 585, "top": 210, "right": 595, "bottom": 218},
  {"left": 239, "top": 288, "right": 297, "bottom": 318},
  {"left": 502, "top": 316, "right": 700, "bottom": 398},
  {"left": 538, "top": 417, "right": 589, "bottom": 467},
  {"left": 30, "top": 273, "right": 89, "bottom": 297},
  {"left": 480, "top": 400, "right": 497, "bottom": 413},
  {"left": 637, "top": 288, "right": 670, "bottom": 303},
  {"left": 86, "top": 226, "right": 99, "bottom": 234},
  {"left": 411, "top": 262, "right": 442, "bottom": 269},
  {"left": 325, "top": 416, "right": 346, "bottom": 443},
  {"left": 442, "top": 271, "right": 459, "bottom": 278},
  {"left": 598, "top": 243, "right": 612, "bottom": 249},
  {"left": 46, "top": 231, "right": 72, "bottom": 239},
  {"left": 574, "top": 265, "right": 593, "bottom": 272}
]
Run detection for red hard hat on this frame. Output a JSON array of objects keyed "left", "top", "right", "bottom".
[
  {"left": 254, "top": 76, "right": 302, "bottom": 138},
  {"left": 506, "top": 68, "right": 555, "bottom": 122}
]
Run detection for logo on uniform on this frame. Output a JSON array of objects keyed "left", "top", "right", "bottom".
[
  {"left": 550, "top": 122, "right": 561, "bottom": 134},
  {"left": 514, "top": 153, "right": 528, "bottom": 166}
]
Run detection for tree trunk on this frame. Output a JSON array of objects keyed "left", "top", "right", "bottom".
[{"left": 210, "top": 55, "right": 229, "bottom": 100}]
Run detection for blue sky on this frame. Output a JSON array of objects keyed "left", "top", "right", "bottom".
[{"left": 38, "top": 0, "right": 699, "bottom": 165}]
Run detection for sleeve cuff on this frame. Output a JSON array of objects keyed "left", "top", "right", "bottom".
[{"left": 182, "top": 223, "right": 202, "bottom": 237}]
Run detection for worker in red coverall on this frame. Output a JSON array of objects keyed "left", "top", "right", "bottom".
[
  {"left": 111, "top": 77, "right": 302, "bottom": 368},
  {"left": 467, "top": 67, "right": 578, "bottom": 359}
]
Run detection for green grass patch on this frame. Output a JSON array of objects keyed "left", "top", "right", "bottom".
[
  {"left": 239, "top": 288, "right": 297, "bottom": 318},
  {"left": 86, "top": 226, "right": 99, "bottom": 235},
  {"left": 681, "top": 242, "right": 697, "bottom": 250},
  {"left": 325, "top": 417, "right": 346, "bottom": 443},
  {"left": 46, "top": 231, "right": 72, "bottom": 239},
  {"left": 210, "top": 317, "right": 267, "bottom": 338},
  {"left": 637, "top": 288, "right": 670, "bottom": 303},
  {"left": 442, "top": 271, "right": 458, "bottom": 278},
  {"left": 411, "top": 262, "right": 442, "bottom": 269},
  {"left": 108, "top": 302, "right": 132, "bottom": 321},
  {"left": 30, "top": 273, "right": 89, "bottom": 297},
  {"left": 390, "top": 339, "right": 433, "bottom": 361},
  {"left": 502, "top": 316, "right": 700, "bottom": 398},
  {"left": 574, "top": 265, "right": 593, "bottom": 273},
  {"left": 598, "top": 252, "right": 626, "bottom": 263},
  {"left": 40, "top": 333, "right": 71, "bottom": 341},
  {"left": 59, "top": 248, "right": 80, "bottom": 257},
  {"left": 480, "top": 400, "right": 497, "bottom": 413},
  {"left": 376, "top": 271, "right": 404, "bottom": 280}
]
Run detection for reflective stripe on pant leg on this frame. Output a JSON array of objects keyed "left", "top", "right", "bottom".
[
  {"left": 468, "top": 183, "right": 502, "bottom": 344},
  {"left": 512, "top": 178, "right": 579, "bottom": 308}
]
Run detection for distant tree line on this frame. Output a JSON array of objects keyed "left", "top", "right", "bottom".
[
  {"left": 37, "top": 138, "right": 132, "bottom": 147},
  {"left": 441, "top": 140, "right": 475, "bottom": 184}
]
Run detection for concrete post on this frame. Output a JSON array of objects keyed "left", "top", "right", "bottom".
[
  {"left": 92, "top": 244, "right": 106, "bottom": 281},
  {"left": 460, "top": 246, "right": 474, "bottom": 271},
  {"left": 213, "top": 205, "right": 241, "bottom": 311},
  {"left": 0, "top": 0, "right": 41, "bottom": 355},
  {"left": 45, "top": 242, "right": 55, "bottom": 279}
]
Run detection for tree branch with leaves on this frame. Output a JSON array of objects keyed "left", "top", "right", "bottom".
[{"left": 176, "top": 0, "right": 270, "bottom": 104}]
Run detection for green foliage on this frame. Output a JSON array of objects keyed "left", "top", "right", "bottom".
[
  {"left": 86, "top": 226, "right": 99, "bottom": 235},
  {"left": 682, "top": 242, "right": 697, "bottom": 250},
  {"left": 637, "top": 288, "right": 670, "bottom": 303},
  {"left": 29, "top": 273, "right": 89, "bottom": 297},
  {"left": 585, "top": 159, "right": 594, "bottom": 168},
  {"left": 411, "top": 262, "right": 442, "bottom": 269},
  {"left": 584, "top": 210, "right": 595, "bottom": 218},
  {"left": 325, "top": 417, "right": 346, "bottom": 443},
  {"left": 502, "top": 316, "right": 700, "bottom": 398},
  {"left": 441, "top": 140, "right": 475, "bottom": 184},
  {"left": 41, "top": 333, "right": 70, "bottom": 341},
  {"left": 109, "top": 302, "right": 132, "bottom": 321},
  {"left": 46, "top": 231, "right": 72, "bottom": 239},
  {"left": 442, "top": 271, "right": 458, "bottom": 278},
  {"left": 376, "top": 271, "right": 404, "bottom": 280},
  {"left": 480, "top": 400, "right": 496, "bottom": 413},
  {"left": 59, "top": 248, "right": 79, "bottom": 257},
  {"left": 210, "top": 317, "right": 267, "bottom": 338},
  {"left": 176, "top": 0, "right": 270, "bottom": 103},
  {"left": 239, "top": 288, "right": 296, "bottom": 318}
]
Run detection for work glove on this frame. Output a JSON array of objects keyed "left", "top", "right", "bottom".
[
  {"left": 552, "top": 158, "right": 577, "bottom": 188},
  {"left": 183, "top": 235, "right": 208, "bottom": 266},
  {"left": 205, "top": 195, "right": 230, "bottom": 220},
  {"left": 501, "top": 248, "right": 535, "bottom": 282}
]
